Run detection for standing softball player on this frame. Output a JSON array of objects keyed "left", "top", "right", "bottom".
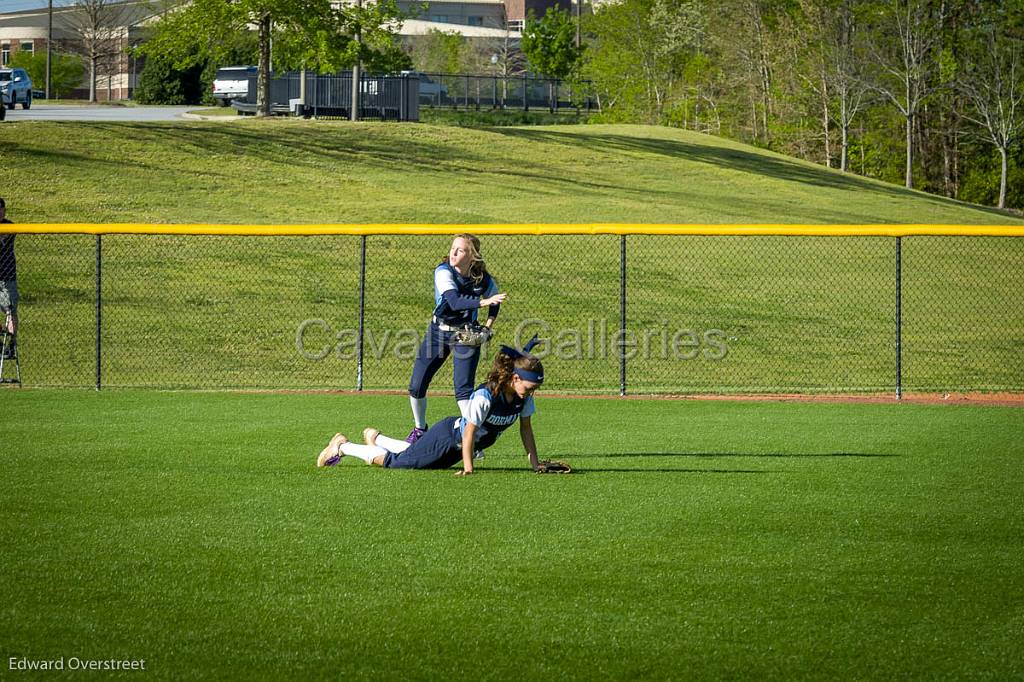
[
  {"left": 405, "top": 234, "right": 506, "bottom": 444},
  {"left": 0, "top": 198, "right": 17, "bottom": 360},
  {"left": 318, "top": 340, "right": 569, "bottom": 475}
]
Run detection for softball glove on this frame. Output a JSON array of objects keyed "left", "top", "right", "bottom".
[
  {"left": 535, "top": 459, "right": 573, "bottom": 474},
  {"left": 454, "top": 324, "right": 492, "bottom": 347}
]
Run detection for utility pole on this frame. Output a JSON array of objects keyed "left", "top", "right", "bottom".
[
  {"left": 130, "top": 42, "right": 137, "bottom": 100},
  {"left": 575, "top": 0, "right": 580, "bottom": 49},
  {"left": 46, "top": 0, "right": 52, "bottom": 99},
  {"left": 350, "top": 0, "right": 362, "bottom": 122}
]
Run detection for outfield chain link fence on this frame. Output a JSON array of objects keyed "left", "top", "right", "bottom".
[{"left": 2, "top": 231, "right": 1022, "bottom": 395}]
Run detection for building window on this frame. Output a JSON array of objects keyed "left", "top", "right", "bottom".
[
  {"left": 507, "top": 19, "right": 524, "bottom": 31},
  {"left": 468, "top": 16, "right": 484, "bottom": 26},
  {"left": 432, "top": 14, "right": 449, "bottom": 23},
  {"left": 1, "top": 43, "right": 9, "bottom": 66},
  {"left": 20, "top": 42, "right": 34, "bottom": 55}
]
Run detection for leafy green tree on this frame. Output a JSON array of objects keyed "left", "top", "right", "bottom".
[
  {"left": 139, "top": 0, "right": 405, "bottom": 116},
  {"left": 9, "top": 49, "right": 85, "bottom": 100},
  {"left": 134, "top": 51, "right": 206, "bottom": 105},
  {"left": 583, "top": 0, "right": 706, "bottom": 123},
  {"left": 521, "top": 6, "right": 583, "bottom": 80},
  {"left": 411, "top": 29, "right": 468, "bottom": 74},
  {"left": 363, "top": 39, "right": 413, "bottom": 74}
]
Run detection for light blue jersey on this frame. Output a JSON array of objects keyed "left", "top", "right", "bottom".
[
  {"left": 432, "top": 261, "right": 498, "bottom": 326},
  {"left": 456, "top": 384, "right": 535, "bottom": 450}
]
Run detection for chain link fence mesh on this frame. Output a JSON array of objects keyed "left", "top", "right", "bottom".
[
  {"left": 903, "top": 237, "right": 1024, "bottom": 392},
  {"left": 3, "top": 232, "right": 1022, "bottom": 394}
]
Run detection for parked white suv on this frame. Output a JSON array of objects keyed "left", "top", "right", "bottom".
[
  {"left": 0, "top": 68, "right": 33, "bottom": 110},
  {"left": 211, "top": 65, "right": 256, "bottom": 106}
]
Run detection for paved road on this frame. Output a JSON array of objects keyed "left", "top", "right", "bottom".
[{"left": 2, "top": 104, "right": 197, "bottom": 122}]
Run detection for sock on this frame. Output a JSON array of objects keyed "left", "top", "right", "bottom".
[
  {"left": 457, "top": 399, "right": 471, "bottom": 420},
  {"left": 375, "top": 433, "right": 411, "bottom": 453},
  {"left": 340, "top": 442, "right": 386, "bottom": 464},
  {"left": 410, "top": 396, "right": 428, "bottom": 429}
]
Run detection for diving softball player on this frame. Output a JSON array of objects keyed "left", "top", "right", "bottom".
[
  {"left": 318, "top": 341, "right": 543, "bottom": 475},
  {"left": 404, "top": 234, "right": 506, "bottom": 444}
]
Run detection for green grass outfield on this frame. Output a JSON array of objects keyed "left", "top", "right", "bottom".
[
  {"left": 2, "top": 121, "right": 1022, "bottom": 393},
  {"left": 2, "top": 390, "right": 1022, "bottom": 679}
]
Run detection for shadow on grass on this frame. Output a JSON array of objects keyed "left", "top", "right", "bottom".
[
  {"left": 605, "top": 452, "right": 897, "bottom": 458},
  {"left": 478, "top": 466, "right": 770, "bottom": 474},
  {"left": 490, "top": 128, "right": 1015, "bottom": 221},
  {"left": 87, "top": 122, "right": 491, "bottom": 176}
]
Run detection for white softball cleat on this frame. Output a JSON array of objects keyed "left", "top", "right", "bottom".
[{"left": 317, "top": 433, "right": 348, "bottom": 468}]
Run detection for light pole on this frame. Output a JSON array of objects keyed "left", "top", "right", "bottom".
[
  {"left": 574, "top": 0, "right": 580, "bottom": 49},
  {"left": 130, "top": 42, "right": 138, "bottom": 100},
  {"left": 45, "top": 0, "right": 52, "bottom": 99},
  {"left": 351, "top": 0, "right": 362, "bottom": 122}
]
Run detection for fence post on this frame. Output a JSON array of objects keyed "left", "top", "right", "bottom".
[
  {"left": 95, "top": 234, "right": 102, "bottom": 391},
  {"left": 357, "top": 235, "right": 367, "bottom": 391},
  {"left": 895, "top": 236, "right": 902, "bottom": 401},
  {"left": 620, "top": 235, "right": 627, "bottom": 396},
  {"left": 523, "top": 72, "right": 529, "bottom": 112}
]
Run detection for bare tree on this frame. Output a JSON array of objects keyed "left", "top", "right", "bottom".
[
  {"left": 727, "top": 0, "right": 775, "bottom": 145},
  {"left": 865, "top": 0, "right": 945, "bottom": 189},
  {"left": 483, "top": 3, "right": 525, "bottom": 107},
  {"left": 65, "top": 0, "right": 138, "bottom": 102},
  {"left": 960, "top": 25, "right": 1024, "bottom": 209},
  {"left": 821, "top": 0, "right": 871, "bottom": 172},
  {"left": 796, "top": 1, "right": 836, "bottom": 166}
]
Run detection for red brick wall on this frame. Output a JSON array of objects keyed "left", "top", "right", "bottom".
[
  {"left": 505, "top": 0, "right": 525, "bottom": 20},
  {"left": 506, "top": 0, "right": 571, "bottom": 21}
]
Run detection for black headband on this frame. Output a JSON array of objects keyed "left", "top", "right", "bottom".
[{"left": 513, "top": 367, "right": 544, "bottom": 384}]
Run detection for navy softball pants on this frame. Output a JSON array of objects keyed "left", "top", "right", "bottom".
[
  {"left": 383, "top": 416, "right": 463, "bottom": 469},
  {"left": 408, "top": 322, "right": 482, "bottom": 401}
]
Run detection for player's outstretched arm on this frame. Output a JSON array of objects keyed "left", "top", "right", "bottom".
[
  {"left": 520, "top": 416, "right": 540, "bottom": 471},
  {"left": 455, "top": 421, "right": 478, "bottom": 476},
  {"left": 480, "top": 293, "right": 506, "bottom": 308}
]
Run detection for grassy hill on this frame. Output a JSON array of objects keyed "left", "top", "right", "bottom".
[
  {"left": 0, "top": 120, "right": 1020, "bottom": 392},
  {"left": 1, "top": 120, "right": 1020, "bottom": 224}
]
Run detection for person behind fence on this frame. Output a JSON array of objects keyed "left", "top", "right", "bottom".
[
  {"left": 0, "top": 198, "right": 17, "bottom": 360},
  {"left": 318, "top": 340, "right": 544, "bottom": 476},
  {"left": 404, "top": 234, "right": 506, "bottom": 444}
]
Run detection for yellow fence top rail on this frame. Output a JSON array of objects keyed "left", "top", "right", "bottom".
[{"left": 8, "top": 223, "right": 1024, "bottom": 237}]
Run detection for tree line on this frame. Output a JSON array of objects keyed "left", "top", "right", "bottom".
[
  {"left": 572, "top": 0, "right": 1024, "bottom": 210},
  {"left": 111, "top": 0, "right": 1024, "bottom": 210}
]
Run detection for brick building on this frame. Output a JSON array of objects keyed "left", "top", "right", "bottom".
[{"left": 0, "top": 0, "right": 158, "bottom": 100}]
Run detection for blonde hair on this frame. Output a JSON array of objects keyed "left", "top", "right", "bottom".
[
  {"left": 486, "top": 351, "right": 543, "bottom": 395},
  {"left": 451, "top": 233, "right": 487, "bottom": 285}
]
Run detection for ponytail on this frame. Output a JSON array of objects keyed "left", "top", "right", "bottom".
[
  {"left": 486, "top": 351, "right": 516, "bottom": 394},
  {"left": 486, "top": 351, "right": 543, "bottom": 394}
]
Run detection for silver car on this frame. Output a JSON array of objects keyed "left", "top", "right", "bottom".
[{"left": 0, "top": 68, "right": 33, "bottom": 110}]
